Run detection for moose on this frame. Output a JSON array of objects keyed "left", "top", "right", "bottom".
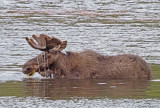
[{"left": 22, "top": 34, "right": 152, "bottom": 79}]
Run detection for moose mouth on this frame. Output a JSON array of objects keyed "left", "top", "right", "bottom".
[
  {"left": 27, "top": 69, "right": 36, "bottom": 77},
  {"left": 22, "top": 64, "right": 39, "bottom": 77}
]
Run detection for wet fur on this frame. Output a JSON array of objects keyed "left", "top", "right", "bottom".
[{"left": 23, "top": 50, "right": 152, "bottom": 79}]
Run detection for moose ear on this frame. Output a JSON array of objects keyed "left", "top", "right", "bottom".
[
  {"left": 58, "top": 41, "right": 67, "bottom": 51},
  {"left": 49, "top": 41, "right": 67, "bottom": 52}
]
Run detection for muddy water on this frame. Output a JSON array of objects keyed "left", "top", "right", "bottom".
[{"left": 0, "top": 0, "right": 160, "bottom": 107}]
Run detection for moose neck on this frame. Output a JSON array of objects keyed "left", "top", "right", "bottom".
[{"left": 55, "top": 52, "right": 70, "bottom": 68}]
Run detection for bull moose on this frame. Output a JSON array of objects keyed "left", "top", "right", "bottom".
[{"left": 22, "top": 34, "right": 152, "bottom": 79}]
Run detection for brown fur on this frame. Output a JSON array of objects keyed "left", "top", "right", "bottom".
[{"left": 23, "top": 50, "right": 152, "bottom": 79}]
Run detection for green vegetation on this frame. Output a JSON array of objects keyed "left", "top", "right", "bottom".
[
  {"left": 0, "top": 81, "right": 24, "bottom": 97},
  {"left": 151, "top": 64, "right": 160, "bottom": 79}
]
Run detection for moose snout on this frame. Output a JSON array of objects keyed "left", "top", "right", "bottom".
[
  {"left": 22, "top": 66, "right": 32, "bottom": 74},
  {"left": 22, "top": 65, "right": 38, "bottom": 74}
]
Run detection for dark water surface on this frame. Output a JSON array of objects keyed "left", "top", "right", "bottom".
[{"left": 0, "top": 0, "right": 160, "bottom": 107}]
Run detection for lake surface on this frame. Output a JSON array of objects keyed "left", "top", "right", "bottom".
[{"left": 0, "top": 0, "right": 160, "bottom": 107}]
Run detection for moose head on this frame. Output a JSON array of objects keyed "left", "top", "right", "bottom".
[{"left": 23, "top": 34, "right": 67, "bottom": 77}]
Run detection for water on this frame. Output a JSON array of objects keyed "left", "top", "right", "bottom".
[{"left": 0, "top": 0, "right": 160, "bottom": 107}]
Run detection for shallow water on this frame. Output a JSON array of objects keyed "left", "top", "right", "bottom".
[
  {"left": 0, "top": 0, "right": 160, "bottom": 107},
  {"left": 0, "top": 79, "right": 160, "bottom": 107}
]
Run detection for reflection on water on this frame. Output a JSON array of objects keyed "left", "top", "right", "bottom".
[
  {"left": 0, "top": 79, "right": 160, "bottom": 99},
  {"left": 0, "top": 79, "right": 160, "bottom": 107},
  {"left": 23, "top": 79, "right": 152, "bottom": 99},
  {"left": 0, "top": 0, "right": 160, "bottom": 107}
]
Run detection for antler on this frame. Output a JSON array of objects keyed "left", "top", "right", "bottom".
[{"left": 25, "top": 34, "right": 67, "bottom": 51}]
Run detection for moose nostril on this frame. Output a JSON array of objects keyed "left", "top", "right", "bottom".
[
  {"left": 22, "top": 67, "right": 32, "bottom": 74},
  {"left": 27, "top": 67, "right": 32, "bottom": 72}
]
